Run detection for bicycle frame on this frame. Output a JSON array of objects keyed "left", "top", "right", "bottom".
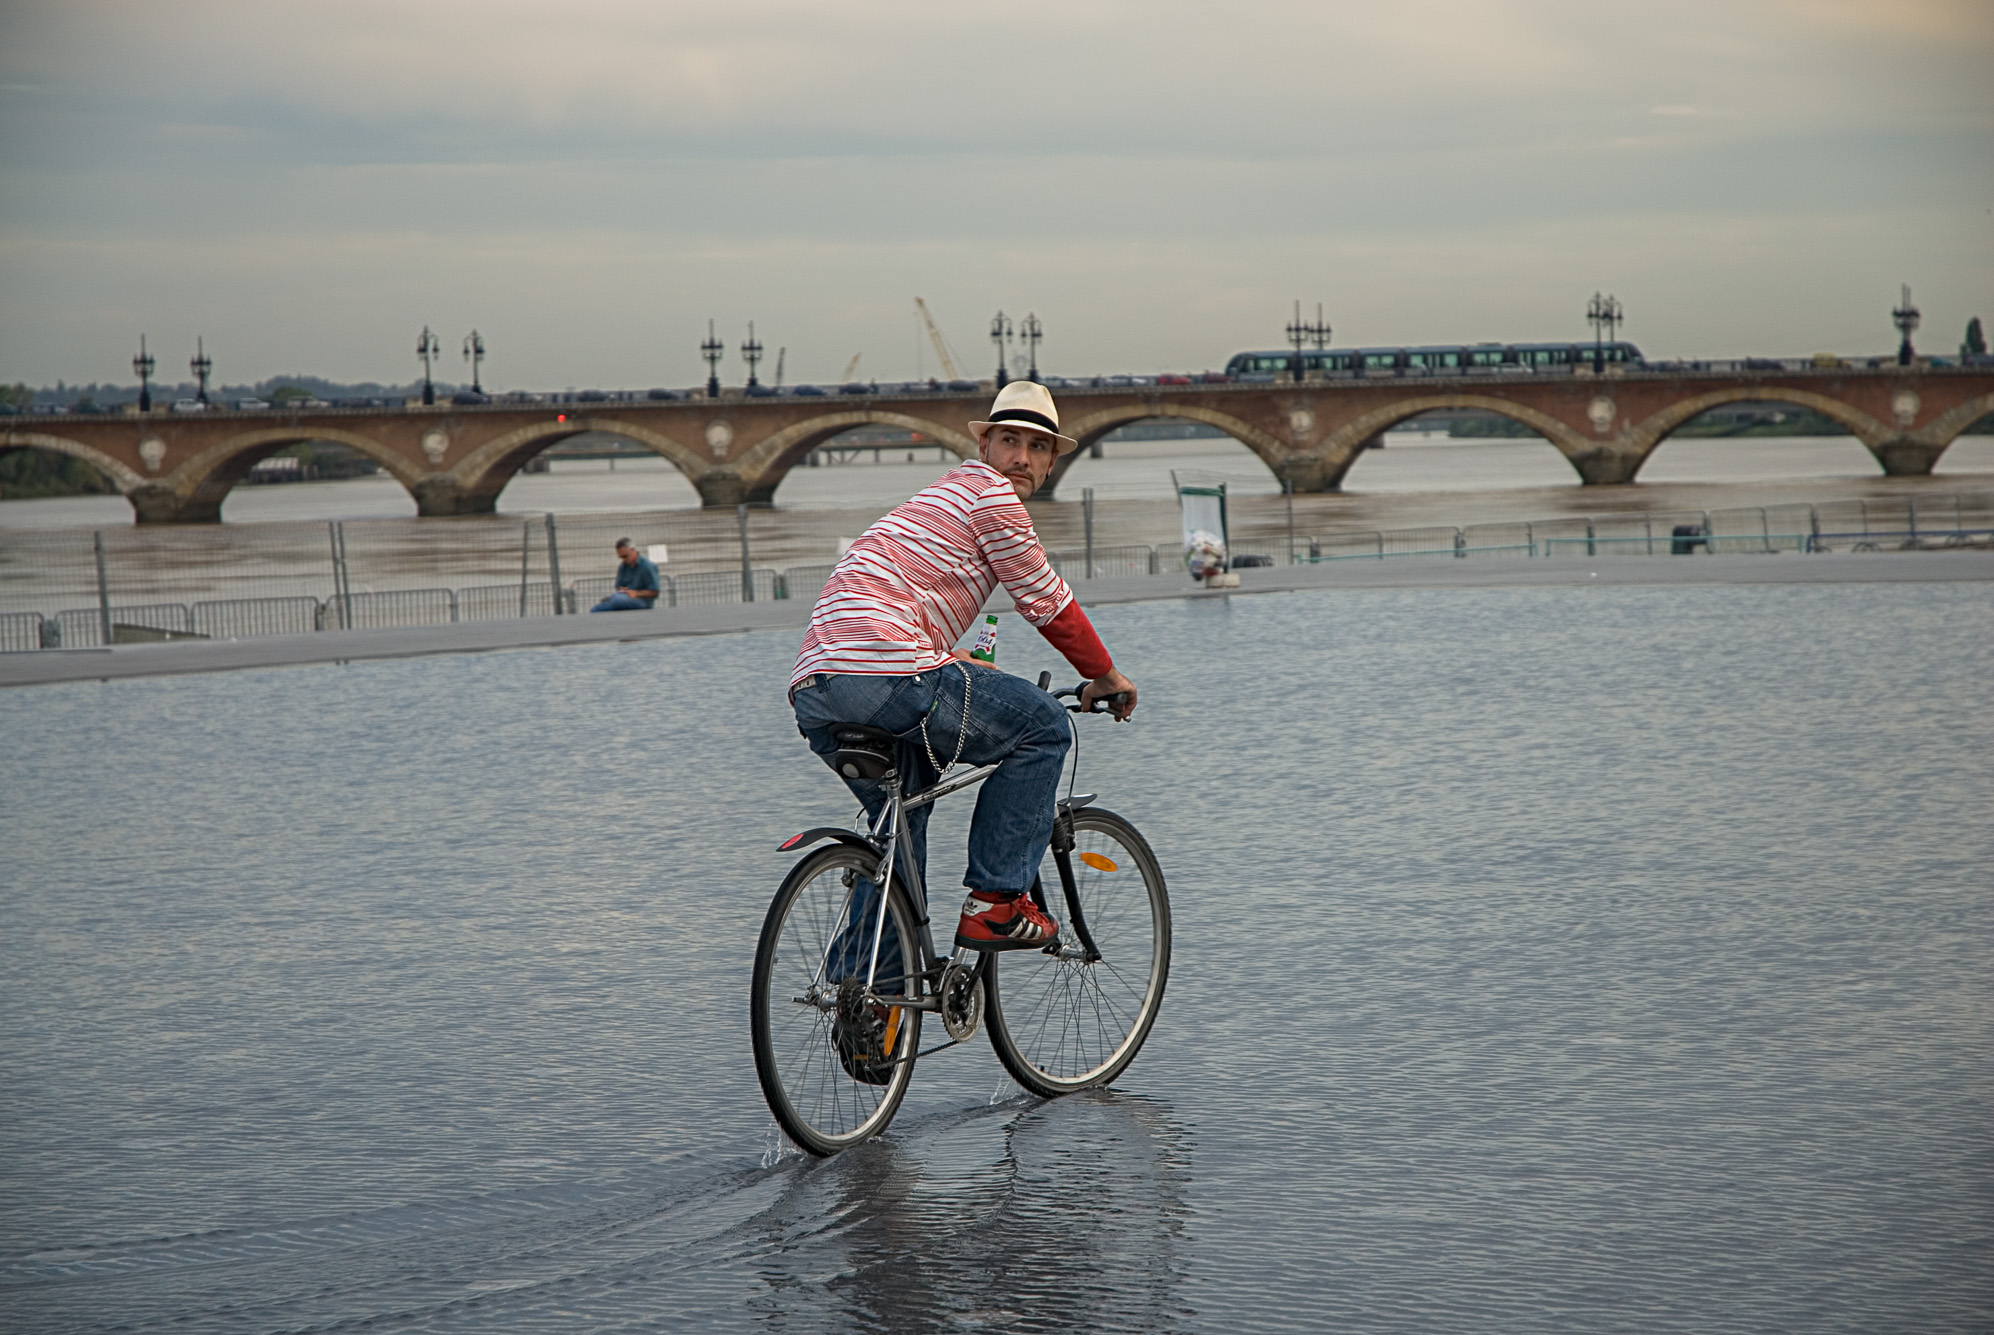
[{"left": 805, "top": 755, "right": 1106, "bottom": 1014}]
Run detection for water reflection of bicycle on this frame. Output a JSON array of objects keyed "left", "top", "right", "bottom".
[{"left": 753, "top": 674, "right": 1172, "bottom": 1155}]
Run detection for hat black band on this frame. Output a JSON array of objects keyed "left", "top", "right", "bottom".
[{"left": 987, "top": 408, "right": 1060, "bottom": 435}]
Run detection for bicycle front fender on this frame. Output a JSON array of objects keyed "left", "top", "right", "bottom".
[{"left": 777, "top": 826, "right": 878, "bottom": 855}]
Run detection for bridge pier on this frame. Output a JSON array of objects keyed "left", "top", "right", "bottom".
[
  {"left": 1873, "top": 437, "right": 1944, "bottom": 477},
  {"left": 695, "top": 471, "right": 750, "bottom": 508},
  {"left": 411, "top": 477, "right": 499, "bottom": 518},
  {"left": 128, "top": 485, "right": 221, "bottom": 525},
  {"left": 1568, "top": 447, "right": 1642, "bottom": 486}
]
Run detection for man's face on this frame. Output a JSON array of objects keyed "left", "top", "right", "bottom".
[
  {"left": 978, "top": 425, "right": 1059, "bottom": 500},
  {"left": 617, "top": 544, "right": 637, "bottom": 566}
]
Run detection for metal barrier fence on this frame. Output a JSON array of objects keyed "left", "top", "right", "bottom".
[
  {"left": 5, "top": 488, "right": 1990, "bottom": 650},
  {"left": 194, "top": 596, "right": 323, "bottom": 639},
  {"left": 1047, "top": 544, "right": 1160, "bottom": 579},
  {"left": 2, "top": 609, "right": 47, "bottom": 651}
]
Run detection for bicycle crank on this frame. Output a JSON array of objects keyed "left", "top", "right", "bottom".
[{"left": 937, "top": 950, "right": 986, "bottom": 1042}]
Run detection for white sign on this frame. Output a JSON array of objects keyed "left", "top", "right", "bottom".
[
  {"left": 138, "top": 437, "right": 166, "bottom": 472},
  {"left": 705, "top": 420, "right": 734, "bottom": 457},
  {"left": 421, "top": 431, "right": 449, "bottom": 464},
  {"left": 647, "top": 544, "right": 669, "bottom": 565}
]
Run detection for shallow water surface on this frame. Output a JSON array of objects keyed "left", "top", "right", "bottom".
[{"left": 3, "top": 582, "right": 1990, "bottom": 1331}]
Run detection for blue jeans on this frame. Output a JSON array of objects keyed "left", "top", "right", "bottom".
[
  {"left": 793, "top": 665, "right": 1071, "bottom": 905},
  {"left": 590, "top": 592, "right": 653, "bottom": 612}
]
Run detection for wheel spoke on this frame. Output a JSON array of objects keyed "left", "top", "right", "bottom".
[{"left": 986, "top": 812, "right": 1169, "bottom": 1094}]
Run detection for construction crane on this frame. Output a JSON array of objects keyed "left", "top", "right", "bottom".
[
  {"left": 841, "top": 352, "right": 863, "bottom": 382},
  {"left": 914, "top": 297, "right": 962, "bottom": 380}
]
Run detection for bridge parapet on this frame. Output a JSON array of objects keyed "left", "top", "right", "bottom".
[{"left": 3, "top": 364, "right": 1989, "bottom": 521}]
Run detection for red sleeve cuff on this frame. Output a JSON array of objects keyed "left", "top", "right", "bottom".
[{"left": 1036, "top": 600, "right": 1113, "bottom": 680}]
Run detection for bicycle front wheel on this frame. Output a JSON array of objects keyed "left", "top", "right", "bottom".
[
  {"left": 986, "top": 807, "right": 1170, "bottom": 1097},
  {"left": 751, "top": 843, "right": 924, "bottom": 1155}
]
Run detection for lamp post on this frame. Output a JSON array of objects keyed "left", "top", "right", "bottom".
[
  {"left": 190, "top": 337, "right": 213, "bottom": 404},
  {"left": 1283, "top": 301, "right": 1309, "bottom": 383},
  {"left": 1020, "top": 313, "right": 1043, "bottom": 382},
  {"left": 133, "top": 335, "right": 155, "bottom": 412},
  {"left": 1305, "top": 302, "right": 1332, "bottom": 351},
  {"left": 741, "top": 322, "right": 764, "bottom": 390},
  {"left": 990, "top": 311, "right": 1012, "bottom": 388},
  {"left": 462, "top": 330, "right": 485, "bottom": 394},
  {"left": 701, "top": 319, "right": 725, "bottom": 398},
  {"left": 1586, "top": 292, "right": 1623, "bottom": 374},
  {"left": 417, "top": 326, "right": 440, "bottom": 405},
  {"left": 1892, "top": 285, "right": 1921, "bottom": 366}
]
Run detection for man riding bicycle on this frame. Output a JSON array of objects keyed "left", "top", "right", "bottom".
[{"left": 791, "top": 380, "right": 1138, "bottom": 953}]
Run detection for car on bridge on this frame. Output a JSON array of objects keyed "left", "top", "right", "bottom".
[{"left": 171, "top": 398, "right": 208, "bottom": 413}]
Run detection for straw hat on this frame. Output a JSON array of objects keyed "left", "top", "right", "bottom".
[{"left": 969, "top": 380, "right": 1080, "bottom": 455}]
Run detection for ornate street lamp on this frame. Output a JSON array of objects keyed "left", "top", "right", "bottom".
[
  {"left": 190, "top": 337, "right": 213, "bottom": 404},
  {"left": 1284, "top": 301, "right": 1308, "bottom": 382},
  {"left": 1892, "top": 285, "right": 1921, "bottom": 366},
  {"left": 1305, "top": 302, "right": 1332, "bottom": 350},
  {"left": 463, "top": 329, "right": 485, "bottom": 394},
  {"left": 701, "top": 319, "right": 725, "bottom": 398},
  {"left": 1586, "top": 292, "right": 1624, "bottom": 373},
  {"left": 133, "top": 335, "right": 156, "bottom": 412},
  {"left": 1020, "top": 313, "right": 1043, "bottom": 382},
  {"left": 741, "top": 322, "right": 764, "bottom": 389},
  {"left": 417, "top": 326, "right": 440, "bottom": 404},
  {"left": 990, "top": 311, "right": 1013, "bottom": 387}
]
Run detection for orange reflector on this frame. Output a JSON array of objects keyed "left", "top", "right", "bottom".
[
  {"left": 1079, "top": 851, "right": 1118, "bottom": 872},
  {"left": 883, "top": 1007, "right": 902, "bottom": 1050}
]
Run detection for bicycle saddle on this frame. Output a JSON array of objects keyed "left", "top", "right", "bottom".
[{"left": 827, "top": 724, "right": 898, "bottom": 783}]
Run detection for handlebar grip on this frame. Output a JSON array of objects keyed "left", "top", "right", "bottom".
[{"left": 1072, "top": 690, "right": 1130, "bottom": 714}]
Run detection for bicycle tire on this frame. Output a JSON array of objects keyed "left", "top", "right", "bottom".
[
  {"left": 751, "top": 843, "right": 924, "bottom": 1155},
  {"left": 985, "top": 807, "right": 1170, "bottom": 1097}
]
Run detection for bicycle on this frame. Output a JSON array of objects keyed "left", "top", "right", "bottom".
[{"left": 751, "top": 672, "right": 1172, "bottom": 1156}]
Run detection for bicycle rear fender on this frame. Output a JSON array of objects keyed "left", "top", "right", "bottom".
[{"left": 778, "top": 827, "right": 878, "bottom": 855}]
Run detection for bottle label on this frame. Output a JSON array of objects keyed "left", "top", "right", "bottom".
[{"left": 969, "top": 617, "right": 998, "bottom": 663}]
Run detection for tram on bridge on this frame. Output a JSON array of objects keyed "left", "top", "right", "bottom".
[{"left": 1225, "top": 341, "right": 1646, "bottom": 380}]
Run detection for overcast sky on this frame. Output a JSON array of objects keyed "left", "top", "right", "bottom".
[{"left": 2, "top": 0, "right": 1989, "bottom": 391}]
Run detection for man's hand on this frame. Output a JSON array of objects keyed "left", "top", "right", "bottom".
[
  {"left": 950, "top": 648, "right": 998, "bottom": 669},
  {"left": 1081, "top": 668, "right": 1137, "bottom": 720}
]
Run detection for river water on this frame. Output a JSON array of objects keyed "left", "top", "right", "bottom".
[
  {"left": 4, "top": 580, "right": 1990, "bottom": 1331},
  {"left": 3, "top": 432, "right": 1991, "bottom": 530}
]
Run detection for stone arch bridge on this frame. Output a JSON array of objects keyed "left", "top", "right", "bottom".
[{"left": 7, "top": 366, "right": 1990, "bottom": 523}]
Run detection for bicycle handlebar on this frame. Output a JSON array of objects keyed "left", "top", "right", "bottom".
[{"left": 1034, "top": 670, "right": 1128, "bottom": 714}]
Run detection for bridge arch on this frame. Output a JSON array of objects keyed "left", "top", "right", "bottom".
[
  {"left": 1317, "top": 394, "right": 1594, "bottom": 487},
  {"left": 1626, "top": 387, "right": 1898, "bottom": 482},
  {"left": 732, "top": 410, "right": 978, "bottom": 505},
  {"left": 447, "top": 417, "right": 711, "bottom": 515},
  {"left": 155, "top": 426, "right": 424, "bottom": 522},
  {"left": 1923, "top": 390, "right": 1994, "bottom": 452},
  {"left": 0, "top": 431, "right": 147, "bottom": 495},
  {"left": 1047, "top": 404, "right": 1288, "bottom": 498}
]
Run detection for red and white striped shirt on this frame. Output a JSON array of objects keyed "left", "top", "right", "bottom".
[{"left": 792, "top": 460, "right": 1085, "bottom": 687}]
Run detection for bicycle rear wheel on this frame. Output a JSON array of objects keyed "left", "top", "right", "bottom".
[
  {"left": 751, "top": 843, "right": 924, "bottom": 1155},
  {"left": 986, "top": 807, "right": 1170, "bottom": 1097}
]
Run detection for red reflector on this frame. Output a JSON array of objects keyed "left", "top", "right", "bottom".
[
  {"left": 779, "top": 834, "right": 802, "bottom": 850},
  {"left": 557, "top": 413, "right": 567, "bottom": 422}
]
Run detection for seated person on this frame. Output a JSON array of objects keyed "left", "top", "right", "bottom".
[{"left": 590, "top": 539, "right": 660, "bottom": 611}]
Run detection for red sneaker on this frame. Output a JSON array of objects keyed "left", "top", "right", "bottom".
[{"left": 954, "top": 890, "right": 1059, "bottom": 952}]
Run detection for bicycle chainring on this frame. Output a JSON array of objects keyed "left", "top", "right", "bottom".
[{"left": 938, "top": 959, "right": 985, "bottom": 1042}]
